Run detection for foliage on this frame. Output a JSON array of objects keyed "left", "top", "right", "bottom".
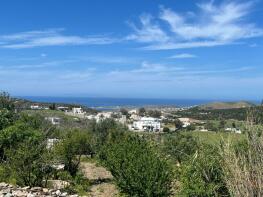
[
  {"left": 88, "top": 118, "right": 126, "bottom": 153},
  {"left": 5, "top": 139, "right": 53, "bottom": 187},
  {"left": 162, "top": 133, "right": 198, "bottom": 164},
  {"left": 174, "top": 119, "right": 183, "bottom": 130},
  {"left": 185, "top": 124, "right": 196, "bottom": 131},
  {"left": 178, "top": 144, "right": 229, "bottom": 197},
  {"left": 163, "top": 127, "right": 170, "bottom": 133},
  {"left": 0, "top": 109, "right": 15, "bottom": 130},
  {"left": 147, "top": 110, "right": 161, "bottom": 118},
  {"left": 55, "top": 130, "right": 94, "bottom": 176},
  {"left": 220, "top": 123, "right": 263, "bottom": 196},
  {"left": 120, "top": 108, "right": 128, "bottom": 116},
  {"left": 0, "top": 92, "right": 14, "bottom": 111},
  {"left": 0, "top": 122, "right": 43, "bottom": 160},
  {"left": 100, "top": 134, "right": 173, "bottom": 197},
  {"left": 138, "top": 107, "right": 146, "bottom": 116},
  {"left": 176, "top": 106, "right": 249, "bottom": 121}
]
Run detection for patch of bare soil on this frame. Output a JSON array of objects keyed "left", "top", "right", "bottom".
[
  {"left": 89, "top": 182, "right": 119, "bottom": 197},
  {"left": 80, "top": 162, "right": 119, "bottom": 197},
  {"left": 80, "top": 162, "right": 113, "bottom": 181}
]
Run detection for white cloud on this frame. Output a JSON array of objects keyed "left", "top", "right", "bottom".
[
  {"left": 169, "top": 53, "right": 197, "bottom": 59},
  {"left": 128, "top": 1, "right": 263, "bottom": 50},
  {"left": 126, "top": 14, "right": 169, "bottom": 43},
  {"left": 0, "top": 29, "right": 118, "bottom": 49}
]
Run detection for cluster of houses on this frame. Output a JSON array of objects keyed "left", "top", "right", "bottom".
[{"left": 31, "top": 103, "right": 242, "bottom": 134}]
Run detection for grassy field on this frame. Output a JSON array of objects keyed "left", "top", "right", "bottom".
[{"left": 185, "top": 131, "right": 245, "bottom": 145}]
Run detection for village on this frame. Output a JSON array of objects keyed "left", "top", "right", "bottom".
[{"left": 29, "top": 103, "right": 243, "bottom": 134}]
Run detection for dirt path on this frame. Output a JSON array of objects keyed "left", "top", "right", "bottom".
[{"left": 80, "top": 162, "right": 119, "bottom": 197}]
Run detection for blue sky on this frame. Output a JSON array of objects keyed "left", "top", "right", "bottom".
[{"left": 0, "top": 0, "right": 263, "bottom": 100}]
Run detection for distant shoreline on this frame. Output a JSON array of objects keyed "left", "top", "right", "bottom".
[{"left": 17, "top": 96, "right": 259, "bottom": 111}]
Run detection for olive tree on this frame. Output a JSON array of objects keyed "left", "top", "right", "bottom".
[{"left": 100, "top": 134, "right": 173, "bottom": 197}]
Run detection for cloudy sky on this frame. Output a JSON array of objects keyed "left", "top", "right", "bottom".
[{"left": 0, "top": 0, "right": 263, "bottom": 100}]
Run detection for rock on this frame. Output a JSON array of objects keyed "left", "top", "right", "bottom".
[
  {"left": 26, "top": 193, "right": 35, "bottom": 197},
  {"left": 12, "top": 190, "right": 28, "bottom": 196},
  {"left": 60, "top": 192, "right": 67, "bottom": 197},
  {"left": 0, "top": 182, "right": 78, "bottom": 197},
  {"left": 0, "top": 183, "right": 8, "bottom": 188},
  {"left": 4, "top": 193, "right": 13, "bottom": 197},
  {"left": 21, "top": 186, "right": 30, "bottom": 190},
  {"left": 1, "top": 189, "right": 11, "bottom": 194},
  {"left": 30, "top": 187, "right": 42, "bottom": 192},
  {"left": 42, "top": 188, "right": 49, "bottom": 193},
  {"left": 55, "top": 190, "right": 61, "bottom": 196}
]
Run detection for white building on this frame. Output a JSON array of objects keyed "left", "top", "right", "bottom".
[
  {"left": 72, "top": 107, "right": 85, "bottom": 115},
  {"left": 45, "top": 117, "right": 61, "bottom": 125},
  {"left": 225, "top": 128, "right": 242, "bottom": 134},
  {"left": 132, "top": 117, "right": 161, "bottom": 132},
  {"left": 30, "top": 105, "right": 41, "bottom": 110}
]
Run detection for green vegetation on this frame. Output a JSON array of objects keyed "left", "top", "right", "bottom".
[
  {"left": 100, "top": 134, "right": 173, "bottom": 197},
  {"left": 0, "top": 92, "right": 262, "bottom": 196}
]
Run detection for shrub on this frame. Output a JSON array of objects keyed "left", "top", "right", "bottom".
[
  {"left": 163, "top": 127, "right": 170, "bottom": 133},
  {"left": 55, "top": 130, "right": 94, "bottom": 176},
  {"left": 178, "top": 144, "right": 229, "bottom": 196},
  {"left": 162, "top": 133, "right": 198, "bottom": 164},
  {"left": 0, "top": 109, "right": 15, "bottom": 130},
  {"left": 5, "top": 140, "right": 53, "bottom": 187},
  {"left": 100, "top": 134, "right": 173, "bottom": 197},
  {"left": 0, "top": 122, "right": 43, "bottom": 160}
]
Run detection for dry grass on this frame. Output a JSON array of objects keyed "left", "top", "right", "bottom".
[{"left": 221, "top": 119, "right": 263, "bottom": 196}]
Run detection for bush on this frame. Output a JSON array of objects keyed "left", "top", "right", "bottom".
[
  {"left": 5, "top": 140, "right": 53, "bottom": 187},
  {"left": 0, "top": 109, "right": 15, "bottom": 130},
  {"left": 55, "top": 130, "right": 94, "bottom": 176},
  {"left": 178, "top": 144, "right": 229, "bottom": 196},
  {"left": 163, "top": 127, "right": 170, "bottom": 133},
  {"left": 100, "top": 134, "right": 173, "bottom": 197},
  {"left": 0, "top": 122, "right": 43, "bottom": 160},
  {"left": 162, "top": 133, "right": 198, "bottom": 164}
]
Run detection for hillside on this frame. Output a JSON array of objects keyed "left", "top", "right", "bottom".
[{"left": 199, "top": 101, "right": 255, "bottom": 110}]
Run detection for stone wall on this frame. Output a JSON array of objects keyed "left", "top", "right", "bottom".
[{"left": 0, "top": 182, "right": 78, "bottom": 197}]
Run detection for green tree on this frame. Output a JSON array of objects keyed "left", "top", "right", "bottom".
[
  {"left": 120, "top": 108, "right": 128, "bottom": 116},
  {"left": 0, "top": 92, "right": 14, "bottom": 111},
  {"left": 89, "top": 118, "right": 126, "bottom": 153},
  {"left": 138, "top": 107, "right": 146, "bottom": 116},
  {"left": 5, "top": 139, "right": 52, "bottom": 187},
  {"left": 55, "top": 130, "right": 94, "bottom": 176},
  {"left": 100, "top": 134, "right": 173, "bottom": 197},
  {"left": 163, "top": 133, "right": 198, "bottom": 164},
  {"left": 174, "top": 119, "right": 183, "bottom": 130},
  {"left": 0, "top": 109, "right": 15, "bottom": 130},
  {"left": 0, "top": 122, "right": 42, "bottom": 160},
  {"left": 148, "top": 110, "right": 162, "bottom": 118},
  {"left": 163, "top": 127, "right": 170, "bottom": 133}
]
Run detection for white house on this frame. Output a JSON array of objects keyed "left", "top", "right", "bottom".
[
  {"left": 45, "top": 117, "right": 61, "bottom": 125},
  {"left": 72, "top": 107, "right": 85, "bottom": 115},
  {"left": 225, "top": 128, "right": 242, "bottom": 134},
  {"left": 132, "top": 117, "right": 161, "bottom": 132},
  {"left": 30, "top": 105, "right": 41, "bottom": 110}
]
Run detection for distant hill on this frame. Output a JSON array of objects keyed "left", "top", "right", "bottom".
[{"left": 199, "top": 101, "right": 255, "bottom": 110}]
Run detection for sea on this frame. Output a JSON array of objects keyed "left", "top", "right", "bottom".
[{"left": 21, "top": 96, "right": 223, "bottom": 111}]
